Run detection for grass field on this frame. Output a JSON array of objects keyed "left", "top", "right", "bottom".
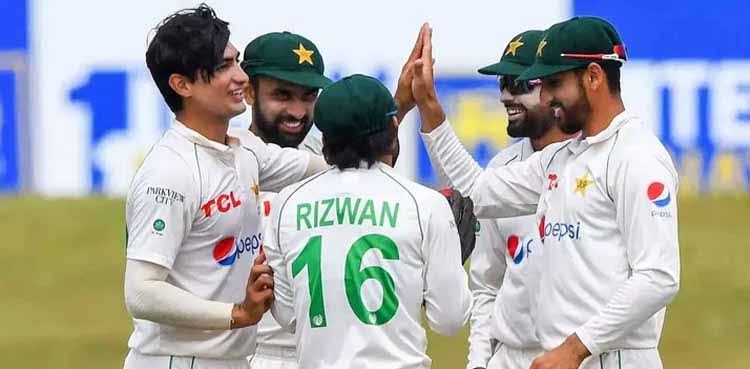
[{"left": 1, "top": 195, "right": 748, "bottom": 369}]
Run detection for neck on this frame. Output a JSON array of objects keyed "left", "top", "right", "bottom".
[
  {"left": 376, "top": 154, "right": 394, "bottom": 167},
  {"left": 582, "top": 95, "right": 625, "bottom": 137},
  {"left": 176, "top": 108, "right": 229, "bottom": 144},
  {"left": 531, "top": 125, "right": 575, "bottom": 151}
]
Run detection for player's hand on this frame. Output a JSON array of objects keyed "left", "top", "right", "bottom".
[
  {"left": 394, "top": 23, "right": 427, "bottom": 122},
  {"left": 529, "top": 334, "right": 590, "bottom": 369},
  {"left": 232, "top": 248, "right": 274, "bottom": 328},
  {"left": 411, "top": 23, "right": 446, "bottom": 132},
  {"left": 438, "top": 188, "right": 478, "bottom": 264}
]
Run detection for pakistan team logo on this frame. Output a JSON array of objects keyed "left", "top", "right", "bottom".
[{"left": 153, "top": 219, "right": 166, "bottom": 232}]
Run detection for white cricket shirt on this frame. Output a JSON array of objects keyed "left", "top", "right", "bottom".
[
  {"left": 265, "top": 162, "right": 472, "bottom": 369},
  {"left": 125, "top": 120, "right": 310, "bottom": 359},
  {"left": 422, "top": 111, "right": 680, "bottom": 356}
]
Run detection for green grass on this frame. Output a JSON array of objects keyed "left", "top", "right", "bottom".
[{"left": 1, "top": 196, "right": 748, "bottom": 369}]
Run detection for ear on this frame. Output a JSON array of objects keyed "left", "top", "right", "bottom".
[
  {"left": 585, "top": 62, "right": 605, "bottom": 92},
  {"left": 391, "top": 116, "right": 400, "bottom": 130},
  {"left": 245, "top": 78, "right": 256, "bottom": 105},
  {"left": 168, "top": 73, "right": 192, "bottom": 99}
]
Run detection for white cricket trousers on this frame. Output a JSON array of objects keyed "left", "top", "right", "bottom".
[
  {"left": 579, "top": 348, "right": 663, "bottom": 369},
  {"left": 124, "top": 350, "right": 250, "bottom": 369},
  {"left": 248, "top": 345, "right": 297, "bottom": 369},
  {"left": 487, "top": 345, "right": 544, "bottom": 369}
]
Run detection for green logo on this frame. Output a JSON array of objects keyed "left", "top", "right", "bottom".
[
  {"left": 153, "top": 219, "right": 166, "bottom": 232},
  {"left": 475, "top": 221, "right": 481, "bottom": 233}
]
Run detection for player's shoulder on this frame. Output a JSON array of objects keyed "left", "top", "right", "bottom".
[
  {"left": 299, "top": 132, "right": 323, "bottom": 155},
  {"left": 375, "top": 164, "right": 448, "bottom": 214},
  {"left": 610, "top": 115, "right": 677, "bottom": 172},
  {"left": 128, "top": 130, "right": 197, "bottom": 197},
  {"left": 487, "top": 138, "right": 533, "bottom": 169}
]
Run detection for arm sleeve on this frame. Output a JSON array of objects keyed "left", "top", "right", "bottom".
[
  {"left": 125, "top": 154, "right": 196, "bottom": 269},
  {"left": 237, "top": 131, "right": 325, "bottom": 193},
  {"left": 420, "top": 120, "right": 544, "bottom": 218},
  {"left": 265, "top": 193, "right": 296, "bottom": 332},
  {"left": 422, "top": 193, "right": 473, "bottom": 336},
  {"left": 124, "top": 259, "right": 233, "bottom": 329},
  {"left": 467, "top": 219, "right": 506, "bottom": 369},
  {"left": 575, "top": 153, "right": 681, "bottom": 355}
]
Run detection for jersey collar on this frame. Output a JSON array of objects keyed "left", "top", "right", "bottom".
[
  {"left": 172, "top": 119, "right": 241, "bottom": 153},
  {"left": 568, "top": 110, "right": 633, "bottom": 154}
]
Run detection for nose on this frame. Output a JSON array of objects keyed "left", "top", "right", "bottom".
[
  {"left": 500, "top": 86, "right": 513, "bottom": 103},
  {"left": 233, "top": 63, "right": 249, "bottom": 85},
  {"left": 286, "top": 99, "right": 307, "bottom": 120}
]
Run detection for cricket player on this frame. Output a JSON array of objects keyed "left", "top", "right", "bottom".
[
  {"left": 264, "top": 74, "right": 472, "bottom": 369},
  {"left": 408, "top": 18, "right": 680, "bottom": 369},
  {"left": 123, "top": 5, "right": 327, "bottom": 369},
  {"left": 466, "top": 30, "right": 574, "bottom": 369},
  {"left": 238, "top": 31, "right": 331, "bottom": 369}
]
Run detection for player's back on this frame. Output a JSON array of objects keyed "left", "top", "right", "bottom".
[{"left": 267, "top": 162, "right": 471, "bottom": 369}]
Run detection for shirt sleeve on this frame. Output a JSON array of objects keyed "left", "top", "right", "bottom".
[
  {"left": 125, "top": 152, "right": 197, "bottom": 269},
  {"left": 467, "top": 219, "right": 506, "bottom": 369},
  {"left": 266, "top": 189, "right": 296, "bottom": 332},
  {"left": 575, "top": 152, "right": 680, "bottom": 355},
  {"left": 236, "top": 130, "right": 313, "bottom": 193},
  {"left": 422, "top": 192, "right": 473, "bottom": 336},
  {"left": 420, "top": 120, "right": 544, "bottom": 219}
]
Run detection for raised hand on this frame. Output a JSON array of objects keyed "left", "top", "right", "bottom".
[
  {"left": 394, "top": 23, "right": 428, "bottom": 122},
  {"left": 411, "top": 24, "right": 446, "bottom": 132}
]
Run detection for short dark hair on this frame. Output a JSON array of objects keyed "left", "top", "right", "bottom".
[
  {"left": 596, "top": 60, "right": 621, "bottom": 94},
  {"left": 322, "top": 125, "right": 396, "bottom": 170},
  {"left": 145, "top": 4, "right": 230, "bottom": 113}
]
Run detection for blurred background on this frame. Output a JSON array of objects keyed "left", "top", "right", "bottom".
[{"left": 1, "top": 0, "right": 748, "bottom": 368}]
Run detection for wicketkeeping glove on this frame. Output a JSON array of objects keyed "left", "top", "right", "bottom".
[{"left": 438, "top": 188, "right": 478, "bottom": 265}]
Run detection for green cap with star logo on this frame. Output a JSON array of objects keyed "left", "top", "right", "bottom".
[
  {"left": 478, "top": 30, "right": 544, "bottom": 76},
  {"left": 313, "top": 74, "right": 398, "bottom": 141},
  {"left": 241, "top": 31, "right": 332, "bottom": 88},
  {"left": 518, "top": 16, "right": 627, "bottom": 81}
]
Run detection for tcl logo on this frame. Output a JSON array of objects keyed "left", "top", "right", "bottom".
[{"left": 202, "top": 192, "right": 242, "bottom": 217}]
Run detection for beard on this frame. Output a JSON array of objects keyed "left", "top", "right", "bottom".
[
  {"left": 553, "top": 77, "right": 591, "bottom": 135},
  {"left": 505, "top": 103, "right": 555, "bottom": 139},
  {"left": 251, "top": 99, "right": 313, "bottom": 148}
]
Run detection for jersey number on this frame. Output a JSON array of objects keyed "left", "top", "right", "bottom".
[{"left": 292, "top": 233, "right": 400, "bottom": 328}]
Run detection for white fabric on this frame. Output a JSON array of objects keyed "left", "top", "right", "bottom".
[
  {"left": 124, "top": 259, "right": 232, "bottom": 330},
  {"left": 249, "top": 346, "right": 298, "bottom": 369},
  {"left": 579, "top": 348, "right": 663, "bottom": 369},
  {"left": 125, "top": 120, "right": 311, "bottom": 359},
  {"left": 467, "top": 139, "right": 543, "bottom": 369},
  {"left": 124, "top": 350, "right": 250, "bottom": 369},
  {"left": 421, "top": 111, "right": 680, "bottom": 355},
  {"left": 265, "top": 162, "right": 471, "bottom": 369},
  {"left": 486, "top": 345, "right": 543, "bottom": 369},
  {"left": 256, "top": 134, "right": 324, "bottom": 352}
]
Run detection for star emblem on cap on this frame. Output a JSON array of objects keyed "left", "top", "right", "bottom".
[
  {"left": 505, "top": 37, "right": 525, "bottom": 56},
  {"left": 537, "top": 37, "right": 548, "bottom": 57},
  {"left": 292, "top": 43, "right": 315, "bottom": 65},
  {"left": 574, "top": 173, "right": 593, "bottom": 196}
]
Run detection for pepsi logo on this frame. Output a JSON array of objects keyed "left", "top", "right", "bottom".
[
  {"left": 507, "top": 235, "right": 525, "bottom": 264},
  {"left": 647, "top": 182, "right": 671, "bottom": 207},
  {"left": 213, "top": 237, "right": 237, "bottom": 266}
]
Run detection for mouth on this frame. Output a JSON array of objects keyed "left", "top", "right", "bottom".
[
  {"left": 504, "top": 104, "right": 526, "bottom": 122},
  {"left": 279, "top": 120, "right": 305, "bottom": 135},
  {"left": 230, "top": 88, "right": 244, "bottom": 103}
]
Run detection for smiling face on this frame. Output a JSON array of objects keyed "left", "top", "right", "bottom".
[
  {"left": 247, "top": 75, "right": 318, "bottom": 147},
  {"left": 539, "top": 69, "right": 591, "bottom": 134},
  {"left": 187, "top": 42, "right": 249, "bottom": 122},
  {"left": 500, "top": 75, "right": 556, "bottom": 139}
]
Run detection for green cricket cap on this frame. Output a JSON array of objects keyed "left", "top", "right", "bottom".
[
  {"left": 241, "top": 31, "right": 332, "bottom": 88},
  {"left": 314, "top": 74, "right": 398, "bottom": 141},
  {"left": 518, "top": 16, "right": 627, "bottom": 81},
  {"left": 478, "top": 30, "right": 544, "bottom": 76}
]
